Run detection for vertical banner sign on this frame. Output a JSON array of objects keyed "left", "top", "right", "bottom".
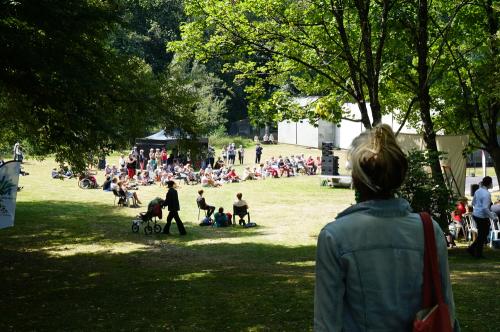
[{"left": 0, "top": 161, "right": 21, "bottom": 229}]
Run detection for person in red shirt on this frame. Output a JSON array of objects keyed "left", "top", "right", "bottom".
[
  {"left": 161, "top": 148, "right": 168, "bottom": 166},
  {"left": 450, "top": 197, "right": 469, "bottom": 243},
  {"left": 306, "top": 156, "right": 317, "bottom": 175}
]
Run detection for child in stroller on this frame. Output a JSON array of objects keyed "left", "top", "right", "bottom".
[{"left": 132, "top": 197, "right": 165, "bottom": 235}]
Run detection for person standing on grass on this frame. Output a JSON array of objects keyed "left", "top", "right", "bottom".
[
  {"left": 468, "top": 176, "right": 493, "bottom": 258},
  {"left": 238, "top": 145, "right": 245, "bottom": 165},
  {"left": 314, "top": 124, "right": 458, "bottom": 331},
  {"left": 255, "top": 143, "right": 263, "bottom": 164},
  {"left": 162, "top": 180, "right": 187, "bottom": 235},
  {"left": 13, "top": 142, "right": 23, "bottom": 161}
]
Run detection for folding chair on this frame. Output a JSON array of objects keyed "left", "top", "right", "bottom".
[
  {"left": 197, "top": 199, "right": 208, "bottom": 220},
  {"left": 462, "top": 213, "right": 477, "bottom": 244},
  {"left": 488, "top": 213, "right": 500, "bottom": 248},
  {"left": 233, "top": 205, "right": 250, "bottom": 226},
  {"left": 448, "top": 213, "right": 466, "bottom": 241},
  {"left": 113, "top": 189, "right": 129, "bottom": 207}
]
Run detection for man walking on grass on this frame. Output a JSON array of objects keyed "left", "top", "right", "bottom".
[{"left": 162, "top": 180, "right": 187, "bottom": 235}]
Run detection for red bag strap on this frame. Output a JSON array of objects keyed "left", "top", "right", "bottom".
[{"left": 419, "top": 212, "right": 445, "bottom": 307}]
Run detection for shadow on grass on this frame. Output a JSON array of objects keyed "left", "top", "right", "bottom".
[
  {"left": 0, "top": 200, "right": 315, "bottom": 331},
  {"left": 2, "top": 201, "right": 265, "bottom": 248},
  {"left": 447, "top": 248, "right": 500, "bottom": 332},
  {"left": 1, "top": 201, "right": 498, "bottom": 331}
]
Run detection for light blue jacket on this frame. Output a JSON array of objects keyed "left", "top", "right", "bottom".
[{"left": 314, "top": 198, "right": 459, "bottom": 332}]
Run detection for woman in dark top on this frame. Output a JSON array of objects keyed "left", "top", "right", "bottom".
[{"left": 126, "top": 155, "right": 136, "bottom": 179}]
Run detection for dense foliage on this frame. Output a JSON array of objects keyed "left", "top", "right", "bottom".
[
  {"left": 399, "top": 150, "right": 454, "bottom": 230},
  {"left": 0, "top": 0, "right": 229, "bottom": 170}
]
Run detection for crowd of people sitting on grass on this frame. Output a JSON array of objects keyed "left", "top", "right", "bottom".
[
  {"left": 50, "top": 145, "right": 322, "bottom": 194},
  {"left": 199, "top": 154, "right": 322, "bottom": 187}
]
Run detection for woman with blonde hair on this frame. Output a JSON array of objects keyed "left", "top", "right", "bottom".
[{"left": 314, "top": 124, "right": 458, "bottom": 331}]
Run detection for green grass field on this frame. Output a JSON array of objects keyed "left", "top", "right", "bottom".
[{"left": 0, "top": 143, "right": 498, "bottom": 331}]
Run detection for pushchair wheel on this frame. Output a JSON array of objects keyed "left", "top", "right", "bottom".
[
  {"left": 131, "top": 221, "right": 140, "bottom": 233},
  {"left": 154, "top": 224, "right": 162, "bottom": 233},
  {"left": 144, "top": 225, "right": 153, "bottom": 235},
  {"left": 79, "top": 178, "right": 91, "bottom": 189}
]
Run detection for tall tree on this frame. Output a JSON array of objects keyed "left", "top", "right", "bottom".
[
  {"left": 383, "top": 1, "right": 471, "bottom": 183},
  {"left": 0, "top": 0, "right": 166, "bottom": 169},
  {"left": 111, "top": 0, "right": 185, "bottom": 73},
  {"left": 433, "top": 0, "right": 500, "bottom": 181},
  {"left": 170, "top": 0, "right": 401, "bottom": 129}
]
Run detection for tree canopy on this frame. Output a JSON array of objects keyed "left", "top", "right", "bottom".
[{"left": 0, "top": 0, "right": 229, "bottom": 169}]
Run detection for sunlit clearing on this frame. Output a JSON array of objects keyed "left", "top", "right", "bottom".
[
  {"left": 31, "top": 242, "right": 150, "bottom": 257},
  {"left": 173, "top": 270, "right": 213, "bottom": 281},
  {"left": 450, "top": 269, "right": 500, "bottom": 282},
  {"left": 277, "top": 260, "right": 315, "bottom": 267},
  {"left": 186, "top": 237, "right": 261, "bottom": 246}
]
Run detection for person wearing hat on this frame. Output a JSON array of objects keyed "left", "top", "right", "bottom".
[
  {"left": 255, "top": 143, "right": 263, "bottom": 164},
  {"left": 162, "top": 180, "right": 187, "bottom": 235}
]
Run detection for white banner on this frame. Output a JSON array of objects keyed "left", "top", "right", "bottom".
[{"left": 0, "top": 161, "right": 21, "bottom": 229}]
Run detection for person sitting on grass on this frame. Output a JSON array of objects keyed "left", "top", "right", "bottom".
[
  {"left": 51, "top": 168, "right": 64, "bottom": 179},
  {"left": 225, "top": 167, "right": 241, "bottom": 183},
  {"left": 102, "top": 175, "right": 112, "bottom": 191},
  {"left": 213, "top": 207, "right": 230, "bottom": 227},
  {"left": 306, "top": 156, "right": 317, "bottom": 175},
  {"left": 243, "top": 166, "right": 256, "bottom": 180}
]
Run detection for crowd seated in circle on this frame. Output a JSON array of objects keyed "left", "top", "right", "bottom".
[{"left": 93, "top": 146, "right": 323, "bottom": 203}]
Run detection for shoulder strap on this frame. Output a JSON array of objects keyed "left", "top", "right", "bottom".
[{"left": 419, "top": 212, "right": 445, "bottom": 307}]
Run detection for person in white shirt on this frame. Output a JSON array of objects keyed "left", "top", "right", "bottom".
[
  {"left": 118, "top": 154, "right": 126, "bottom": 170},
  {"left": 468, "top": 176, "right": 493, "bottom": 258},
  {"left": 233, "top": 192, "right": 250, "bottom": 225},
  {"left": 233, "top": 192, "right": 248, "bottom": 208}
]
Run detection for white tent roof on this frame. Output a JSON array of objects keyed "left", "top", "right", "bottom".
[{"left": 144, "top": 130, "right": 177, "bottom": 140}]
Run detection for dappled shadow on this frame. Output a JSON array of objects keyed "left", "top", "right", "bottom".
[
  {"left": 2, "top": 200, "right": 499, "bottom": 331},
  {"left": 2, "top": 200, "right": 265, "bottom": 251},
  {"left": 446, "top": 248, "right": 500, "bottom": 332},
  {"left": 1, "top": 200, "right": 314, "bottom": 331},
  {"left": 0, "top": 240, "right": 316, "bottom": 331}
]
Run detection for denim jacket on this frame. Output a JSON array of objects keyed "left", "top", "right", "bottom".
[{"left": 314, "top": 198, "right": 459, "bottom": 331}]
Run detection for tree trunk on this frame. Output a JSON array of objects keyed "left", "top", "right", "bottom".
[
  {"left": 416, "top": 0, "right": 444, "bottom": 183},
  {"left": 370, "top": 100, "right": 382, "bottom": 126},
  {"left": 358, "top": 101, "right": 372, "bottom": 129},
  {"left": 415, "top": 0, "right": 448, "bottom": 231},
  {"left": 488, "top": 147, "right": 500, "bottom": 185}
]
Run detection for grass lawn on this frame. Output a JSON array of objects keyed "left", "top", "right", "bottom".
[
  {"left": 0, "top": 143, "right": 499, "bottom": 331},
  {"left": 466, "top": 166, "right": 497, "bottom": 178}
]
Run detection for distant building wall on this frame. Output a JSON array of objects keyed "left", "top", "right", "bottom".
[
  {"left": 296, "top": 120, "right": 319, "bottom": 147},
  {"left": 278, "top": 121, "right": 297, "bottom": 145}
]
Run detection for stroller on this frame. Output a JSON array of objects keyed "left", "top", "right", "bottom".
[
  {"left": 78, "top": 172, "right": 99, "bottom": 189},
  {"left": 132, "top": 197, "right": 164, "bottom": 235}
]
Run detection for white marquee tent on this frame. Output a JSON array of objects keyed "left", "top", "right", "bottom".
[{"left": 277, "top": 99, "right": 469, "bottom": 195}]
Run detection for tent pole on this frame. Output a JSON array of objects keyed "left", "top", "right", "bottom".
[{"left": 482, "top": 150, "right": 487, "bottom": 177}]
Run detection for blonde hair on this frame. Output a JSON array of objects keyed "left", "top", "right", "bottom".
[{"left": 349, "top": 124, "right": 407, "bottom": 194}]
